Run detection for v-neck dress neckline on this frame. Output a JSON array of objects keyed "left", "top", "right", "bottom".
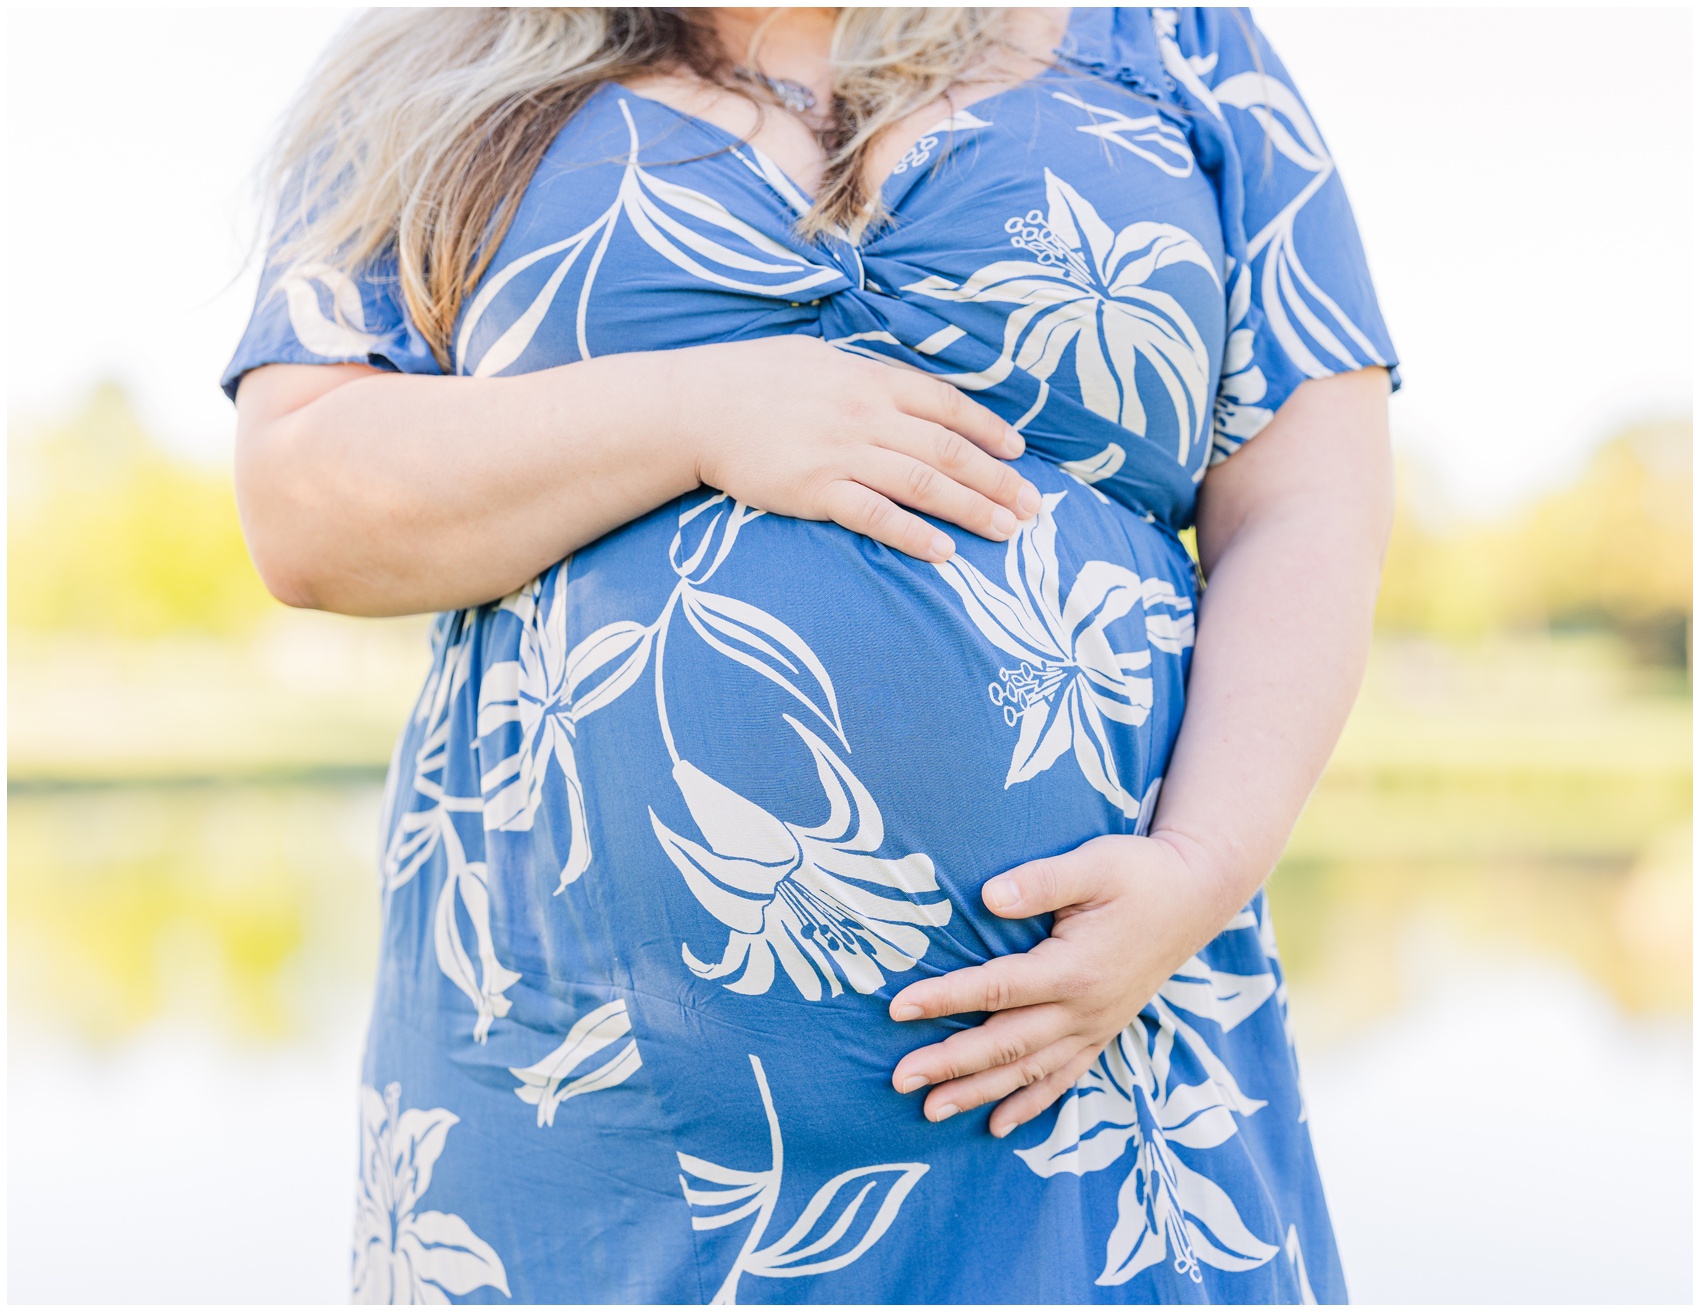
[{"left": 609, "top": 7, "right": 1093, "bottom": 225}]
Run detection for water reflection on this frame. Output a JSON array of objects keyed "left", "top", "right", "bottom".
[{"left": 7, "top": 635, "right": 1693, "bottom": 1304}]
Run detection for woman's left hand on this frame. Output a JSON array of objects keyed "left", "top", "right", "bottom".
[{"left": 888, "top": 831, "right": 1241, "bottom": 1139}]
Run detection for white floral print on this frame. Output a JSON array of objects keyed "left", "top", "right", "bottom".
[
  {"left": 935, "top": 491, "right": 1193, "bottom": 818},
  {"left": 907, "top": 170, "right": 1218, "bottom": 465},
  {"left": 217, "top": 18, "right": 1395, "bottom": 1294},
  {"left": 477, "top": 567, "right": 653, "bottom": 891},
  {"left": 457, "top": 100, "right": 840, "bottom": 376},
  {"left": 652, "top": 715, "right": 952, "bottom": 1001},
  {"left": 509, "top": 998, "right": 643, "bottom": 1128},
  {"left": 1016, "top": 1010, "right": 1278, "bottom": 1286},
  {"left": 1052, "top": 91, "right": 1195, "bottom": 178},
  {"left": 385, "top": 628, "right": 520, "bottom": 1042},
  {"left": 353, "top": 1082, "right": 510, "bottom": 1304},
  {"left": 1212, "top": 259, "right": 1275, "bottom": 458},
  {"left": 678, "top": 1055, "right": 928, "bottom": 1304},
  {"left": 275, "top": 262, "right": 381, "bottom": 359}
]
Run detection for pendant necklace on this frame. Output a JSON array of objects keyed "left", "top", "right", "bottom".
[{"left": 732, "top": 66, "right": 818, "bottom": 116}]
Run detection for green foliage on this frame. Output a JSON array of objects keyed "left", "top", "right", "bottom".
[
  {"left": 8, "top": 384, "right": 278, "bottom": 637},
  {"left": 1377, "top": 419, "right": 1693, "bottom": 664}
]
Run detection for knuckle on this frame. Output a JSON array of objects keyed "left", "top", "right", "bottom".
[
  {"left": 905, "top": 461, "right": 940, "bottom": 501},
  {"left": 1025, "top": 858, "right": 1058, "bottom": 904},
  {"left": 991, "top": 461, "right": 1022, "bottom": 498},
  {"left": 1014, "top": 1056, "right": 1050, "bottom": 1088},
  {"left": 980, "top": 975, "right": 1013, "bottom": 1012},
  {"left": 934, "top": 429, "right": 971, "bottom": 471},
  {"left": 991, "top": 1034, "right": 1028, "bottom": 1068},
  {"left": 861, "top": 496, "right": 898, "bottom": 534}
]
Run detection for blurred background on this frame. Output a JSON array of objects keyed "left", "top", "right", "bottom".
[{"left": 7, "top": 6, "right": 1692, "bottom": 1304}]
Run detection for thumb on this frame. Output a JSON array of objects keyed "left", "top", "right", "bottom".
[{"left": 980, "top": 840, "right": 1115, "bottom": 918}]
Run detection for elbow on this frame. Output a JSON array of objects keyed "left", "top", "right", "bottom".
[
  {"left": 237, "top": 495, "right": 335, "bottom": 613},
  {"left": 248, "top": 548, "right": 327, "bottom": 612},
  {"left": 234, "top": 436, "right": 351, "bottom": 614}
]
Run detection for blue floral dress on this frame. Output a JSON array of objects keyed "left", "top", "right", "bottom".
[{"left": 226, "top": 9, "right": 1396, "bottom": 1304}]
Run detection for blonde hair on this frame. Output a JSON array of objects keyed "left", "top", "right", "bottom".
[{"left": 263, "top": 7, "right": 1018, "bottom": 369}]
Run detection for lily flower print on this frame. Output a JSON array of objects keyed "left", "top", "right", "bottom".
[
  {"left": 353, "top": 1082, "right": 510, "bottom": 1305},
  {"left": 906, "top": 170, "right": 1218, "bottom": 465},
  {"left": 936, "top": 491, "right": 1194, "bottom": 819},
  {"left": 1016, "top": 1016, "right": 1279, "bottom": 1287},
  {"left": 1212, "top": 260, "right": 1276, "bottom": 459},
  {"left": 385, "top": 626, "right": 521, "bottom": 1043},
  {"left": 478, "top": 566, "right": 653, "bottom": 891},
  {"left": 650, "top": 715, "right": 951, "bottom": 1001},
  {"left": 509, "top": 998, "right": 643, "bottom": 1129}
]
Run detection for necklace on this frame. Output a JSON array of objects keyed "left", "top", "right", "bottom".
[{"left": 731, "top": 66, "right": 818, "bottom": 116}]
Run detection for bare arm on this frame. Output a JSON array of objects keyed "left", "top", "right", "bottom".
[
  {"left": 887, "top": 367, "right": 1394, "bottom": 1135},
  {"left": 234, "top": 336, "right": 1040, "bottom": 616}
]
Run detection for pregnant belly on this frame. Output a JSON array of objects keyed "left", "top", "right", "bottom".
[{"left": 466, "top": 454, "right": 1197, "bottom": 1001}]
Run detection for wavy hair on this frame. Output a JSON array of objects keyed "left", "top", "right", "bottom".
[{"left": 262, "top": 7, "right": 1019, "bottom": 368}]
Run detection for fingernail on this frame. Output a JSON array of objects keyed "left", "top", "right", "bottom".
[
  {"left": 899, "top": 1074, "right": 927, "bottom": 1094},
  {"left": 891, "top": 1003, "right": 924, "bottom": 1022},
  {"left": 991, "top": 506, "right": 1017, "bottom": 537},
  {"left": 1006, "top": 426, "right": 1026, "bottom": 455},
  {"left": 1016, "top": 484, "right": 1042, "bottom": 517},
  {"left": 931, "top": 532, "right": 954, "bottom": 561},
  {"left": 930, "top": 1103, "right": 960, "bottom": 1123},
  {"left": 991, "top": 1121, "right": 1013, "bottom": 1139},
  {"left": 983, "top": 877, "right": 1019, "bottom": 912}
]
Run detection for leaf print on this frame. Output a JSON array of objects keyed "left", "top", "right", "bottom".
[
  {"left": 432, "top": 840, "right": 522, "bottom": 1044},
  {"left": 1015, "top": 1015, "right": 1279, "bottom": 1287},
  {"left": 385, "top": 626, "right": 475, "bottom": 894},
  {"left": 273, "top": 262, "right": 380, "bottom": 359},
  {"left": 1158, "top": 954, "right": 1277, "bottom": 1033},
  {"left": 1286, "top": 1225, "right": 1320, "bottom": 1304},
  {"left": 509, "top": 998, "right": 642, "bottom": 1128},
  {"left": 681, "top": 588, "right": 845, "bottom": 746},
  {"left": 745, "top": 1164, "right": 928, "bottom": 1278},
  {"left": 935, "top": 492, "right": 1192, "bottom": 818},
  {"left": 906, "top": 171, "right": 1217, "bottom": 465},
  {"left": 1059, "top": 442, "right": 1126, "bottom": 485},
  {"left": 678, "top": 1055, "right": 927, "bottom": 1304},
  {"left": 381, "top": 624, "right": 523, "bottom": 1044},
  {"left": 1209, "top": 69, "right": 1391, "bottom": 383},
  {"left": 353, "top": 1082, "right": 510, "bottom": 1305},
  {"left": 651, "top": 715, "right": 951, "bottom": 1001},
  {"left": 457, "top": 100, "right": 842, "bottom": 375},
  {"left": 670, "top": 492, "right": 767, "bottom": 586},
  {"left": 1051, "top": 92, "right": 1194, "bottom": 178}
]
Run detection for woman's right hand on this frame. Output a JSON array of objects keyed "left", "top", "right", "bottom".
[{"left": 675, "top": 335, "right": 1041, "bottom": 563}]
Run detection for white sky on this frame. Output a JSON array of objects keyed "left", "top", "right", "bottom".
[{"left": 7, "top": 6, "right": 1693, "bottom": 514}]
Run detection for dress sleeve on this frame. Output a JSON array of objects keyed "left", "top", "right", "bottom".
[
  {"left": 220, "top": 241, "right": 440, "bottom": 401},
  {"left": 1162, "top": 7, "right": 1399, "bottom": 464}
]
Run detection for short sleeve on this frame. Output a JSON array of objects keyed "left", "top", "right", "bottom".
[
  {"left": 1161, "top": 7, "right": 1399, "bottom": 463},
  {"left": 220, "top": 241, "right": 440, "bottom": 401}
]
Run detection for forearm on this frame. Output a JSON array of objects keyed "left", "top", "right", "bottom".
[
  {"left": 1148, "top": 370, "right": 1394, "bottom": 927},
  {"left": 236, "top": 352, "right": 700, "bottom": 616}
]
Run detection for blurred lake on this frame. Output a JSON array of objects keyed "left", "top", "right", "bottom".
[
  {"left": 9, "top": 628, "right": 1690, "bottom": 1304},
  {"left": 7, "top": 393, "right": 1693, "bottom": 1303}
]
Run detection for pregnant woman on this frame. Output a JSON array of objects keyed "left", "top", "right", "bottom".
[{"left": 228, "top": 7, "right": 1395, "bottom": 1303}]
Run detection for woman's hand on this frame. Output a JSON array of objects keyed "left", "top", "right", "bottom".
[
  {"left": 680, "top": 335, "right": 1041, "bottom": 563},
  {"left": 887, "top": 831, "right": 1241, "bottom": 1138},
  {"left": 885, "top": 367, "right": 1393, "bottom": 1140}
]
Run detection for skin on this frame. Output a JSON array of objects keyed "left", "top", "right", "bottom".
[{"left": 236, "top": 7, "right": 1393, "bottom": 1141}]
